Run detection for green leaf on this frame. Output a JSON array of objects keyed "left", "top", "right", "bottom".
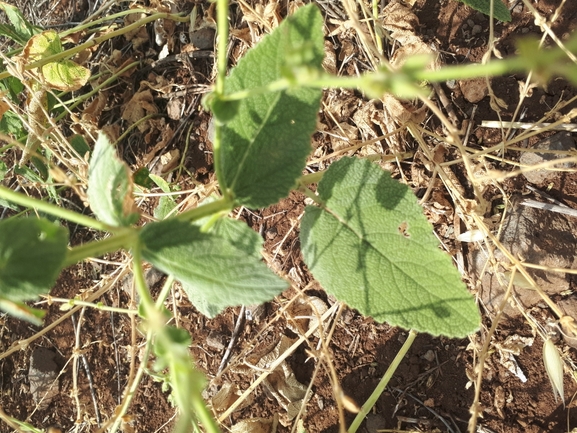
[
  {"left": 149, "top": 173, "right": 177, "bottom": 220},
  {"left": 140, "top": 218, "right": 287, "bottom": 318},
  {"left": 133, "top": 167, "right": 153, "bottom": 188},
  {"left": 0, "top": 76, "right": 24, "bottom": 102},
  {"left": 0, "top": 110, "right": 24, "bottom": 138},
  {"left": 300, "top": 157, "right": 479, "bottom": 337},
  {"left": 456, "top": 0, "right": 511, "bottom": 22},
  {"left": 14, "top": 164, "right": 44, "bottom": 183},
  {"left": 0, "top": 1, "right": 41, "bottom": 45},
  {"left": 0, "top": 217, "right": 68, "bottom": 302},
  {"left": 69, "top": 134, "right": 90, "bottom": 157},
  {"left": 87, "top": 133, "right": 139, "bottom": 227},
  {"left": 218, "top": 4, "right": 324, "bottom": 208}
]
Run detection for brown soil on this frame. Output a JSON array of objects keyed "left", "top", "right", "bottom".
[{"left": 2, "top": 1, "right": 577, "bottom": 433}]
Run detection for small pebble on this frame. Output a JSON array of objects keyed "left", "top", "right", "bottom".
[
  {"left": 29, "top": 347, "right": 59, "bottom": 408},
  {"left": 206, "top": 330, "right": 226, "bottom": 351},
  {"left": 472, "top": 25, "right": 482, "bottom": 35},
  {"left": 423, "top": 349, "right": 435, "bottom": 362},
  {"left": 467, "top": 19, "right": 475, "bottom": 28}
]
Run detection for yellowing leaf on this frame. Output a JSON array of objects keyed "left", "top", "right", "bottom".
[
  {"left": 18, "top": 29, "right": 91, "bottom": 92},
  {"left": 42, "top": 59, "right": 90, "bottom": 91},
  {"left": 22, "top": 29, "right": 61, "bottom": 61}
]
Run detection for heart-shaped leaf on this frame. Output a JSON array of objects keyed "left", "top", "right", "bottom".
[{"left": 300, "top": 157, "right": 479, "bottom": 337}]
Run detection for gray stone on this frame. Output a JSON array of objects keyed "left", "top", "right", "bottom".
[
  {"left": 520, "top": 132, "right": 576, "bottom": 185},
  {"left": 29, "top": 347, "right": 59, "bottom": 408},
  {"left": 190, "top": 27, "right": 215, "bottom": 50},
  {"left": 469, "top": 195, "right": 577, "bottom": 317}
]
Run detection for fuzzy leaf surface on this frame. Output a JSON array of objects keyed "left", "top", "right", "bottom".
[
  {"left": 219, "top": 4, "right": 323, "bottom": 208},
  {"left": 457, "top": 0, "right": 510, "bottom": 22},
  {"left": 140, "top": 218, "right": 287, "bottom": 318},
  {"left": 0, "top": 217, "right": 67, "bottom": 302},
  {"left": 87, "top": 133, "right": 139, "bottom": 227},
  {"left": 300, "top": 157, "right": 479, "bottom": 337}
]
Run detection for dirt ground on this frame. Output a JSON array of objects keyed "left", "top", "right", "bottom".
[{"left": 1, "top": 0, "right": 577, "bottom": 433}]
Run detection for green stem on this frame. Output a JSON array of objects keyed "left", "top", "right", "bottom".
[
  {"left": 212, "top": 0, "right": 230, "bottom": 201},
  {"left": 215, "top": 0, "right": 228, "bottom": 96},
  {"left": 131, "top": 241, "right": 156, "bottom": 311},
  {"left": 220, "top": 43, "right": 575, "bottom": 103},
  {"left": 348, "top": 329, "right": 418, "bottom": 433},
  {"left": 298, "top": 170, "right": 324, "bottom": 186},
  {"left": 115, "top": 114, "right": 163, "bottom": 145},
  {"left": 59, "top": 8, "right": 150, "bottom": 38},
  {"left": 63, "top": 228, "right": 138, "bottom": 266},
  {"left": 0, "top": 185, "right": 109, "bottom": 231},
  {"left": 0, "top": 12, "right": 189, "bottom": 82},
  {"left": 176, "top": 196, "right": 233, "bottom": 223},
  {"left": 155, "top": 275, "right": 175, "bottom": 309},
  {"left": 190, "top": 388, "right": 221, "bottom": 433},
  {"left": 219, "top": 77, "right": 292, "bottom": 101}
]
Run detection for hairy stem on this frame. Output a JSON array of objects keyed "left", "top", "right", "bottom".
[{"left": 0, "top": 185, "right": 109, "bottom": 231}]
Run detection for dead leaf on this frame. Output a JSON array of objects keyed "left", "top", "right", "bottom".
[
  {"left": 82, "top": 92, "right": 108, "bottom": 125},
  {"left": 124, "top": 13, "right": 149, "bottom": 49},
  {"left": 121, "top": 89, "right": 158, "bottom": 132},
  {"left": 21, "top": 86, "right": 47, "bottom": 164}
]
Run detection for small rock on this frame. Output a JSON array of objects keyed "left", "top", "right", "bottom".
[
  {"left": 29, "top": 347, "right": 59, "bottom": 408},
  {"left": 206, "top": 330, "right": 226, "bottom": 351},
  {"left": 459, "top": 77, "right": 489, "bottom": 103},
  {"left": 467, "top": 19, "right": 475, "bottom": 28},
  {"left": 190, "top": 27, "right": 215, "bottom": 50},
  {"left": 423, "top": 349, "right": 435, "bottom": 362},
  {"left": 519, "top": 132, "right": 576, "bottom": 185},
  {"left": 472, "top": 24, "right": 482, "bottom": 35},
  {"left": 121, "top": 268, "right": 165, "bottom": 301}
]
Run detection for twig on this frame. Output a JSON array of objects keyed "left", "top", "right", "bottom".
[
  {"left": 481, "top": 120, "right": 577, "bottom": 132},
  {"left": 525, "top": 185, "right": 569, "bottom": 207},
  {"left": 391, "top": 386, "right": 458, "bottom": 433},
  {"left": 217, "top": 306, "right": 246, "bottom": 374},
  {"left": 110, "top": 308, "right": 122, "bottom": 404},
  {"left": 519, "top": 198, "right": 577, "bottom": 218},
  {"left": 71, "top": 312, "right": 102, "bottom": 427}
]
